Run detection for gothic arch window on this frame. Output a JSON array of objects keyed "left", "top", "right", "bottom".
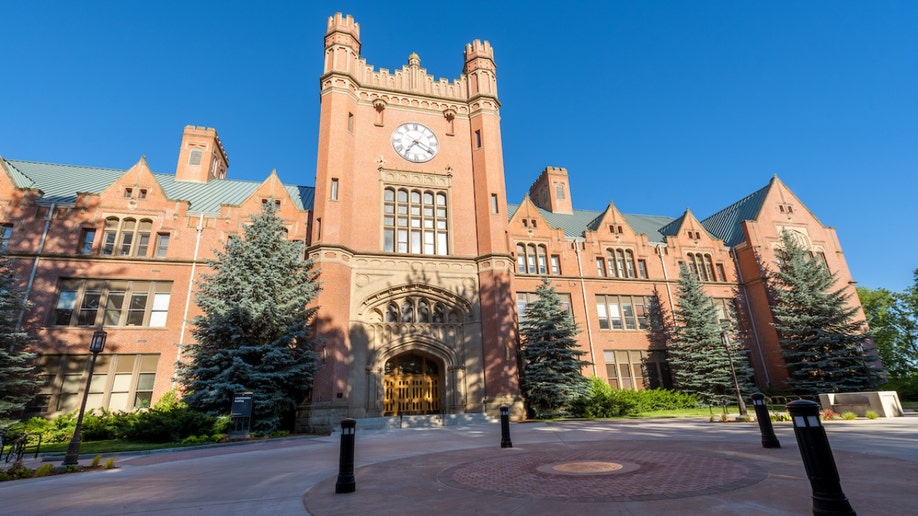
[
  {"left": 401, "top": 300, "right": 415, "bottom": 323},
  {"left": 375, "top": 294, "right": 466, "bottom": 325},
  {"left": 417, "top": 300, "right": 430, "bottom": 323},
  {"left": 432, "top": 304, "right": 445, "bottom": 323},
  {"left": 386, "top": 303, "right": 399, "bottom": 323}
]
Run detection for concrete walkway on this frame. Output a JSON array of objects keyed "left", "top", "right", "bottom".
[{"left": 1, "top": 416, "right": 916, "bottom": 515}]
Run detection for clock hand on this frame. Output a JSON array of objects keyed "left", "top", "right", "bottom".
[{"left": 413, "top": 140, "right": 434, "bottom": 154}]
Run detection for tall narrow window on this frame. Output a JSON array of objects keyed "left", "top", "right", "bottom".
[
  {"left": 490, "top": 193, "right": 499, "bottom": 214},
  {"left": 155, "top": 233, "right": 170, "bottom": 258},
  {"left": 79, "top": 228, "right": 96, "bottom": 255},
  {"left": 474, "top": 130, "right": 482, "bottom": 148},
  {"left": 550, "top": 255, "right": 561, "bottom": 275},
  {"left": 188, "top": 148, "right": 202, "bottom": 165},
  {"left": 347, "top": 112, "right": 354, "bottom": 132},
  {"left": 555, "top": 184, "right": 565, "bottom": 200},
  {"left": 637, "top": 259, "right": 648, "bottom": 279},
  {"left": 0, "top": 224, "right": 13, "bottom": 252},
  {"left": 135, "top": 220, "right": 152, "bottom": 257},
  {"left": 330, "top": 178, "right": 339, "bottom": 201}
]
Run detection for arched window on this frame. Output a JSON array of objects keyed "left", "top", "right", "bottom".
[
  {"left": 606, "top": 248, "right": 637, "bottom": 278},
  {"left": 515, "top": 242, "right": 553, "bottom": 275},
  {"left": 102, "top": 217, "right": 157, "bottom": 257}
]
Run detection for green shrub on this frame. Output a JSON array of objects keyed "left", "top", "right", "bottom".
[
  {"left": 82, "top": 409, "right": 135, "bottom": 441},
  {"left": 103, "top": 458, "right": 116, "bottom": 469},
  {"left": 9, "top": 390, "right": 221, "bottom": 446},
  {"left": 770, "top": 412, "right": 791, "bottom": 422},
  {"left": 841, "top": 411, "right": 857, "bottom": 420},
  {"left": 34, "top": 463, "right": 55, "bottom": 477},
  {"left": 865, "top": 410, "right": 878, "bottom": 419},
  {"left": 570, "top": 378, "right": 699, "bottom": 418},
  {"left": 879, "top": 378, "right": 918, "bottom": 401},
  {"left": 91, "top": 454, "right": 103, "bottom": 467}
]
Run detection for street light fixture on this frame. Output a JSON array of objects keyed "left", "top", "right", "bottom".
[
  {"left": 62, "top": 328, "right": 107, "bottom": 466},
  {"left": 721, "top": 331, "right": 747, "bottom": 417}
]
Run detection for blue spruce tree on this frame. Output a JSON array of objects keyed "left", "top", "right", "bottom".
[{"left": 177, "top": 204, "right": 321, "bottom": 433}]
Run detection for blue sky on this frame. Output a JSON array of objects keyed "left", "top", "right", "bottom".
[{"left": 2, "top": 1, "right": 915, "bottom": 292}]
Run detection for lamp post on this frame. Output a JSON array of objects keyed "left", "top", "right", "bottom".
[
  {"left": 721, "top": 331, "right": 747, "bottom": 417},
  {"left": 62, "top": 329, "right": 107, "bottom": 466}
]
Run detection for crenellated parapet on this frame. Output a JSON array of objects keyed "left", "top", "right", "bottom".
[{"left": 322, "top": 13, "right": 498, "bottom": 108}]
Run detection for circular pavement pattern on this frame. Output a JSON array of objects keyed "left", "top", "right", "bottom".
[{"left": 438, "top": 447, "right": 766, "bottom": 502}]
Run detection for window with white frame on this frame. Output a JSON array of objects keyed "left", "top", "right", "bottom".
[
  {"left": 516, "top": 243, "right": 553, "bottom": 275},
  {"left": 605, "top": 248, "right": 637, "bottom": 278},
  {"left": 28, "top": 353, "right": 159, "bottom": 415},
  {"left": 52, "top": 279, "right": 172, "bottom": 327},
  {"left": 101, "top": 217, "right": 155, "bottom": 257},
  {"left": 596, "top": 294, "right": 651, "bottom": 330},
  {"left": 383, "top": 187, "right": 449, "bottom": 255},
  {"left": 517, "top": 291, "right": 572, "bottom": 324}
]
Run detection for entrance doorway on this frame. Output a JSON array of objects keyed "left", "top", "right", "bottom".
[{"left": 383, "top": 353, "right": 441, "bottom": 416}]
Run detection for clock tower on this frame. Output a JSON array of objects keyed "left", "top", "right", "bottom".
[{"left": 302, "top": 13, "right": 519, "bottom": 431}]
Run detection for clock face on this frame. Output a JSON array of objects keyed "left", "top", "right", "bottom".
[{"left": 391, "top": 123, "right": 439, "bottom": 163}]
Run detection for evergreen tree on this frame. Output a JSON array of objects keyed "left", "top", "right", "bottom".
[
  {"left": 768, "top": 230, "right": 880, "bottom": 394},
  {"left": 0, "top": 258, "right": 39, "bottom": 427},
  {"left": 519, "top": 278, "right": 589, "bottom": 417},
  {"left": 644, "top": 288, "right": 673, "bottom": 389},
  {"left": 668, "top": 266, "right": 755, "bottom": 406},
  {"left": 177, "top": 205, "right": 321, "bottom": 433}
]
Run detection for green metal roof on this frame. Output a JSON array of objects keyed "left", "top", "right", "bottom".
[
  {"left": 700, "top": 183, "right": 770, "bottom": 247},
  {"left": 508, "top": 203, "right": 674, "bottom": 244},
  {"left": 3, "top": 159, "right": 315, "bottom": 213}
]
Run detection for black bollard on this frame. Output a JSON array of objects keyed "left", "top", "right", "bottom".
[
  {"left": 335, "top": 418, "right": 357, "bottom": 494},
  {"left": 751, "top": 393, "right": 781, "bottom": 448},
  {"left": 787, "top": 400, "right": 855, "bottom": 515},
  {"left": 500, "top": 405, "right": 512, "bottom": 448}
]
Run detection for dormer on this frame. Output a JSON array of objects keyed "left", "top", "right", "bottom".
[
  {"left": 175, "top": 126, "right": 229, "bottom": 183},
  {"left": 528, "top": 166, "right": 573, "bottom": 214}
]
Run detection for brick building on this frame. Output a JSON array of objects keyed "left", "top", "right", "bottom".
[{"left": 0, "top": 13, "right": 865, "bottom": 431}]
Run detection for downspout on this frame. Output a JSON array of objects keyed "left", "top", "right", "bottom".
[
  {"left": 570, "top": 237, "right": 598, "bottom": 376},
  {"left": 174, "top": 213, "right": 205, "bottom": 388},
  {"left": 655, "top": 243, "right": 676, "bottom": 315},
  {"left": 732, "top": 247, "right": 769, "bottom": 387},
  {"left": 17, "top": 201, "right": 56, "bottom": 333}
]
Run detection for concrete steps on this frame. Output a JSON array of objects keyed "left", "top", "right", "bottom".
[{"left": 334, "top": 413, "right": 496, "bottom": 431}]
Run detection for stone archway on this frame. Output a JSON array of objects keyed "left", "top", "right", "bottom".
[{"left": 357, "top": 283, "right": 477, "bottom": 417}]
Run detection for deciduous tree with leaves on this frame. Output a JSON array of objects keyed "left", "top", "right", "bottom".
[
  {"left": 768, "top": 230, "right": 881, "bottom": 394},
  {"left": 519, "top": 278, "right": 590, "bottom": 418},
  {"left": 0, "top": 258, "right": 38, "bottom": 427},
  {"left": 667, "top": 266, "right": 755, "bottom": 406},
  {"left": 177, "top": 205, "right": 321, "bottom": 433}
]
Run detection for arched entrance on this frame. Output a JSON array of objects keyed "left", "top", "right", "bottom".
[{"left": 383, "top": 352, "right": 442, "bottom": 416}]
